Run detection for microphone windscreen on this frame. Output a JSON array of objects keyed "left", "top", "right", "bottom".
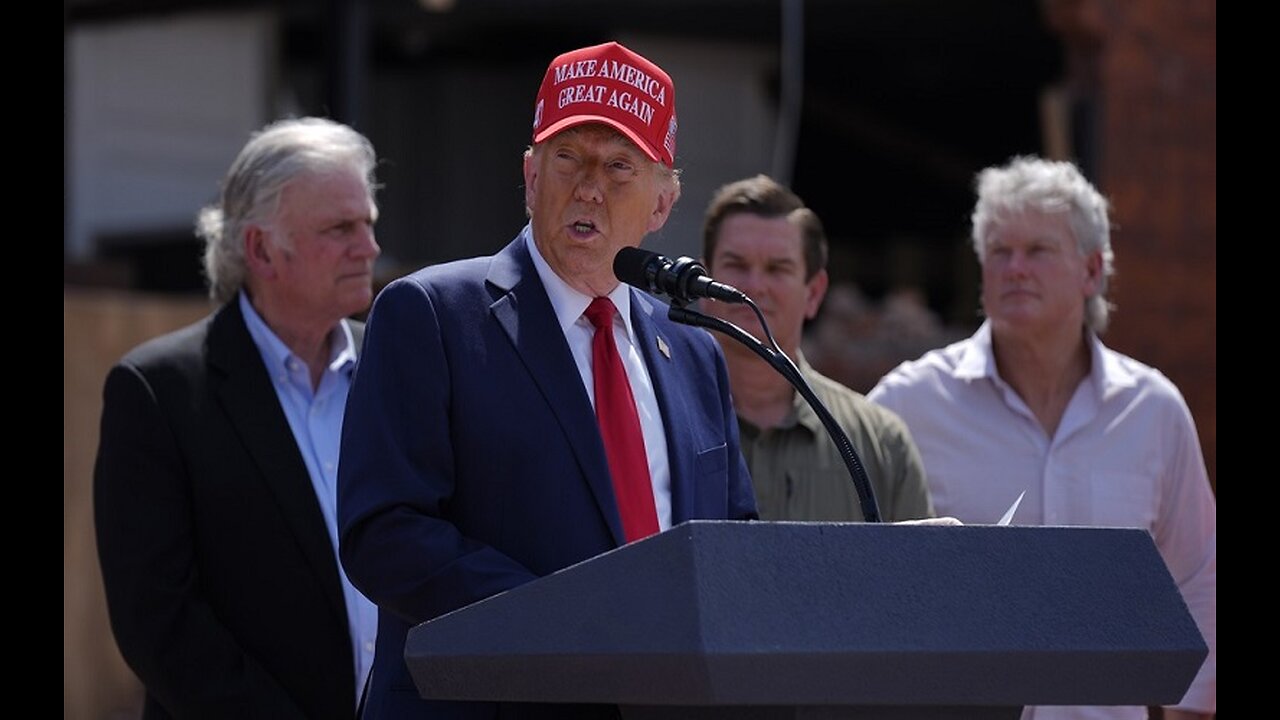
[{"left": 613, "top": 246, "right": 660, "bottom": 289}]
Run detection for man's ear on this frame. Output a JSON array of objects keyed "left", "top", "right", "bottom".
[
  {"left": 522, "top": 153, "right": 537, "bottom": 212},
  {"left": 244, "top": 225, "right": 278, "bottom": 281},
  {"left": 647, "top": 184, "right": 680, "bottom": 233},
  {"left": 804, "top": 269, "right": 830, "bottom": 320},
  {"left": 1082, "top": 248, "right": 1103, "bottom": 296}
]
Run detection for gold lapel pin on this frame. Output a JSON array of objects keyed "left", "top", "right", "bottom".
[{"left": 657, "top": 336, "right": 671, "bottom": 359}]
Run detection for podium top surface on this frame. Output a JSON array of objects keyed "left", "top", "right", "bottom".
[{"left": 406, "top": 520, "right": 1207, "bottom": 707}]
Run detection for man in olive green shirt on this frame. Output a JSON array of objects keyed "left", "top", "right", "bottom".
[{"left": 700, "top": 174, "right": 933, "bottom": 522}]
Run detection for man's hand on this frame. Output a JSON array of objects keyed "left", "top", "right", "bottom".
[
  {"left": 1163, "top": 710, "right": 1212, "bottom": 720},
  {"left": 894, "top": 517, "right": 962, "bottom": 526}
]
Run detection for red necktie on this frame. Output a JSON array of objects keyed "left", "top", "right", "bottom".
[{"left": 585, "top": 297, "right": 660, "bottom": 542}]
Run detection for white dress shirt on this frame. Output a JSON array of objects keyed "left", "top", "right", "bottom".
[{"left": 524, "top": 227, "right": 673, "bottom": 532}]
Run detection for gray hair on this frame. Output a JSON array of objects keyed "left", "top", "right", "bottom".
[
  {"left": 971, "top": 155, "right": 1115, "bottom": 333},
  {"left": 196, "top": 117, "right": 378, "bottom": 303}
]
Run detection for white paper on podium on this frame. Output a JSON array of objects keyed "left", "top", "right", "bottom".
[{"left": 996, "top": 490, "right": 1026, "bottom": 526}]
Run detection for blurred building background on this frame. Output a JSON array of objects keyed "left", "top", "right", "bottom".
[{"left": 64, "top": 1, "right": 1215, "bottom": 718}]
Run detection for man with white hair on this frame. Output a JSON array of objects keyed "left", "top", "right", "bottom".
[
  {"left": 869, "top": 156, "right": 1216, "bottom": 720},
  {"left": 95, "top": 117, "right": 382, "bottom": 719}
]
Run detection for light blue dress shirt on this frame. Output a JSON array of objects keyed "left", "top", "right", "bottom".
[{"left": 240, "top": 291, "right": 378, "bottom": 708}]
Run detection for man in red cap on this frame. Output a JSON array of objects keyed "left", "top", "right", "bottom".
[{"left": 337, "top": 41, "right": 757, "bottom": 719}]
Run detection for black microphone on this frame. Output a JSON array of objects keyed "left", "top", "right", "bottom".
[{"left": 613, "top": 247, "right": 747, "bottom": 306}]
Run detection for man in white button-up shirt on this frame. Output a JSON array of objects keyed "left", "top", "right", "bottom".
[{"left": 869, "top": 156, "right": 1215, "bottom": 720}]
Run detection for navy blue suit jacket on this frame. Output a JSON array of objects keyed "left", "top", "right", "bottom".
[{"left": 338, "top": 232, "right": 757, "bottom": 719}]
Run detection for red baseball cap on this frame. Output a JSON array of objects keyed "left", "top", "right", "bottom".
[{"left": 531, "top": 41, "right": 678, "bottom": 168}]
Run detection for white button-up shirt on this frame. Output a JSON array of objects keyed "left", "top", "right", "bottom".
[{"left": 524, "top": 226, "right": 673, "bottom": 532}]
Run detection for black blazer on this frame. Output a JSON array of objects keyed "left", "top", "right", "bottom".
[{"left": 94, "top": 298, "right": 363, "bottom": 720}]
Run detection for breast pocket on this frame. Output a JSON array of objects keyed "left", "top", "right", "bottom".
[
  {"left": 781, "top": 468, "right": 862, "bottom": 522},
  {"left": 690, "top": 443, "right": 728, "bottom": 517},
  {"left": 1089, "top": 470, "right": 1158, "bottom": 531},
  {"left": 695, "top": 443, "right": 727, "bottom": 477}
]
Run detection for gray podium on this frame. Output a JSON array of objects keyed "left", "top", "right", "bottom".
[{"left": 405, "top": 520, "right": 1207, "bottom": 719}]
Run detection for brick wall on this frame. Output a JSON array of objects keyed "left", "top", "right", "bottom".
[{"left": 1050, "top": 0, "right": 1216, "bottom": 492}]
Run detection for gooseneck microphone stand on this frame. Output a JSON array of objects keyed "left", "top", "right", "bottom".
[{"left": 668, "top": 301, "right": 882, "bottom": 523}]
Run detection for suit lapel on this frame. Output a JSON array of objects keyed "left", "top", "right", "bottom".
[
  {"left": 206, "top": 301, "right": 349, "bottom": 627},
  {"left": 629, "top": 291, "right": 695, "bottom": 525},
  {"left": 486, "top": 238, "right": 626, "bottom": 546}
]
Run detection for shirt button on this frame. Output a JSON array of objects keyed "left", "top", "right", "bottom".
[
  {"left": 365, "top": 641, "right": 375, "bottom": 653},
  {"left": 325, "top": 461, "right": 335, "bottom": 471}
]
